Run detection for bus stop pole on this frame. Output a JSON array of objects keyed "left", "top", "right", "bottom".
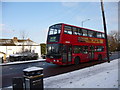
[{"left": 100, "top": 0, "right": 110, "bottom": 63}]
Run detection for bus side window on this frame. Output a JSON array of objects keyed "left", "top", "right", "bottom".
[
  {"left": 78, "top": 28, "right": 83, "bottom": 36},
  {"left": 73, "top": 27, "right": 78, "bottom": 35},
  {"left": 88, "top": 31, "right": 94, "bottom": 37},
  {"left": 101, "top": 46, "right": 104, "bottom": 51},
  {"left": 90, "top": 46, "right": 94, "bottom": 51},
  {"left": 74, "top": 46, "right": 79, "bottom": 53},
  {"left": 102, "top": 33, "right": 105, "bottom": 38},
  {"left": 97, "top": 32, "right": 102, "bottom": 38},
  {"left": 95, "top": 46, "right": 97, "bottom": 52},
  {"left": 96, "top": 46, "right": 104, "bottom": 52},
  {"left": 82, "top": 29, "right": 88, "bottom": 36},
  {"left": 83, "top": 46, "right": 88, "bottom": 54},
  {"left": 73, "top": 46, "right": 82, "bottom": 53},
  {"left": 93, "top": 31, "right": 97, "bottom": 38},
  {"left": 64, "top": 25, "right": 72, "bottom": 35}
]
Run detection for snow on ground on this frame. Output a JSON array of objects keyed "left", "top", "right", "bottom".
[
  {"left": 4, "top": 59, "right": 119, "bottom": 89},
  {"left": 44, "top": 59, "right": 119, "bottom": 88}
]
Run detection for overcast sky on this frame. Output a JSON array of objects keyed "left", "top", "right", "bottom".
[{"left": 1, "top": 2, "right": 118, "bottom": 43}]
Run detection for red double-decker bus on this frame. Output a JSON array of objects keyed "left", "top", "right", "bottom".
[{"left": 46, "top": 23, "right": 107, "bottom": 65}]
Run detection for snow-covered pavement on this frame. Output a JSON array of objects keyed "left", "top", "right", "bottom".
[
  {"left": 5, "top": 59, "right": 119, "bottom": 89},
  {"left": 44, "top": 59, "right": 119, "bottom": 88}
]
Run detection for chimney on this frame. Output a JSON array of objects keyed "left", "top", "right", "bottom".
[
  {"left": 13, "top": 37, "right": 18, "bottom": 43},
  {"left": 27, "top": 38, "right": 30, "bottom": 41}
]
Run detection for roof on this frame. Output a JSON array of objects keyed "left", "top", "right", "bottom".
[
  {"left": 0, "top": 37, "right": 39, "bottom": 46},
  {"left": 0, "top": 39, "right": 15, "bottom": 46}
]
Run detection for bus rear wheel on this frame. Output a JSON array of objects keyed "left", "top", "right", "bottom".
[{"left": 74, "top": 57, "right": 80, "bottom": 65}]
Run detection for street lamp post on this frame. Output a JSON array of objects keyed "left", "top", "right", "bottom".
[{"left": 81, "top": 19, "right": 90, "bottom": 27}]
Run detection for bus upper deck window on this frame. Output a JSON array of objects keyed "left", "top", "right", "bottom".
[
  {"left": 73, "top": 27, "right": 78, "bottom": 35},
  {"left": 102, "top": 33, "right": 105, "bottom": 38},
  {"left": 88, "top": 31, "right": 94, "bottom": 37},
  {"left": 78, "top": 28, "right": 83, "bottom": 36},
  {"left": 93, "top": 32, "right": 97, "bottom": 38},
  {"left": 64, "top": 25, "right": 72, "bottom": 35},
  {"left": 97, "top": 32, "right": 102, "bottom": 38},
  {"left": 82, "top": 29, "right": 88, "bottom": 36}
]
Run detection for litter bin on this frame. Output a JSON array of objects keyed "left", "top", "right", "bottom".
[
  {"left": 23, "top": 67, "right": 43, "bottom": 90},
  {"left": 12, "top": 77, "right": 24, "bottom": 90}
]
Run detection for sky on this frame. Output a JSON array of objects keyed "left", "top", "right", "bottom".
[{"left": 1, "top": 1, "right": 118, "bottom": 44}]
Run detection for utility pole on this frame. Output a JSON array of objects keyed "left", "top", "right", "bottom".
[{"left": 100, "top": 0, "right": 110, "bottom": 63}]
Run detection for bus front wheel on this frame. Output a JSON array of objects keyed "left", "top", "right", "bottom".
[{"left": 74, "top": 57, "right": 80, "bottom": 65}]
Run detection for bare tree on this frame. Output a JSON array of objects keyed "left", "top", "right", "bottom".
[
  {"left": 20, "top": 30, "right": 28, "bottom": 53},
  {"left": 27, "top": 38, "right": 32, "bottom": 52},
  {"left": 108, "top": 30, "right": 119, "bottom": 52}
]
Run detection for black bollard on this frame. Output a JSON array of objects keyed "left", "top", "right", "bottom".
[
  {"left": 12, "top": 77, "right": 24, "bottom": 90},
  {"left": 1, "top": 57, "right": 4, "bottom": 63}
]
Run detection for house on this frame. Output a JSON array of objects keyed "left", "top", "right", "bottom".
[{"left": 0, "top": 37, "right": 41, "bottom": 62}]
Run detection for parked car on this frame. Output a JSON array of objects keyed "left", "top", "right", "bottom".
[{"left": 9, "top": 52, "right": 38, "bottom": 62}]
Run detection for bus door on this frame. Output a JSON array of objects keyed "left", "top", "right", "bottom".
[
  {"left": 67, "top": 45, "right": 72, "bottom": 63},
  {"left": 89, "top": 46, "right": 95, "bottom": 60},
  {"left": 82, "top": 46, "right": 89, "bottom": 62},
  {"left": 62, "top": 44, "right": 72, "bottom": 64}
]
